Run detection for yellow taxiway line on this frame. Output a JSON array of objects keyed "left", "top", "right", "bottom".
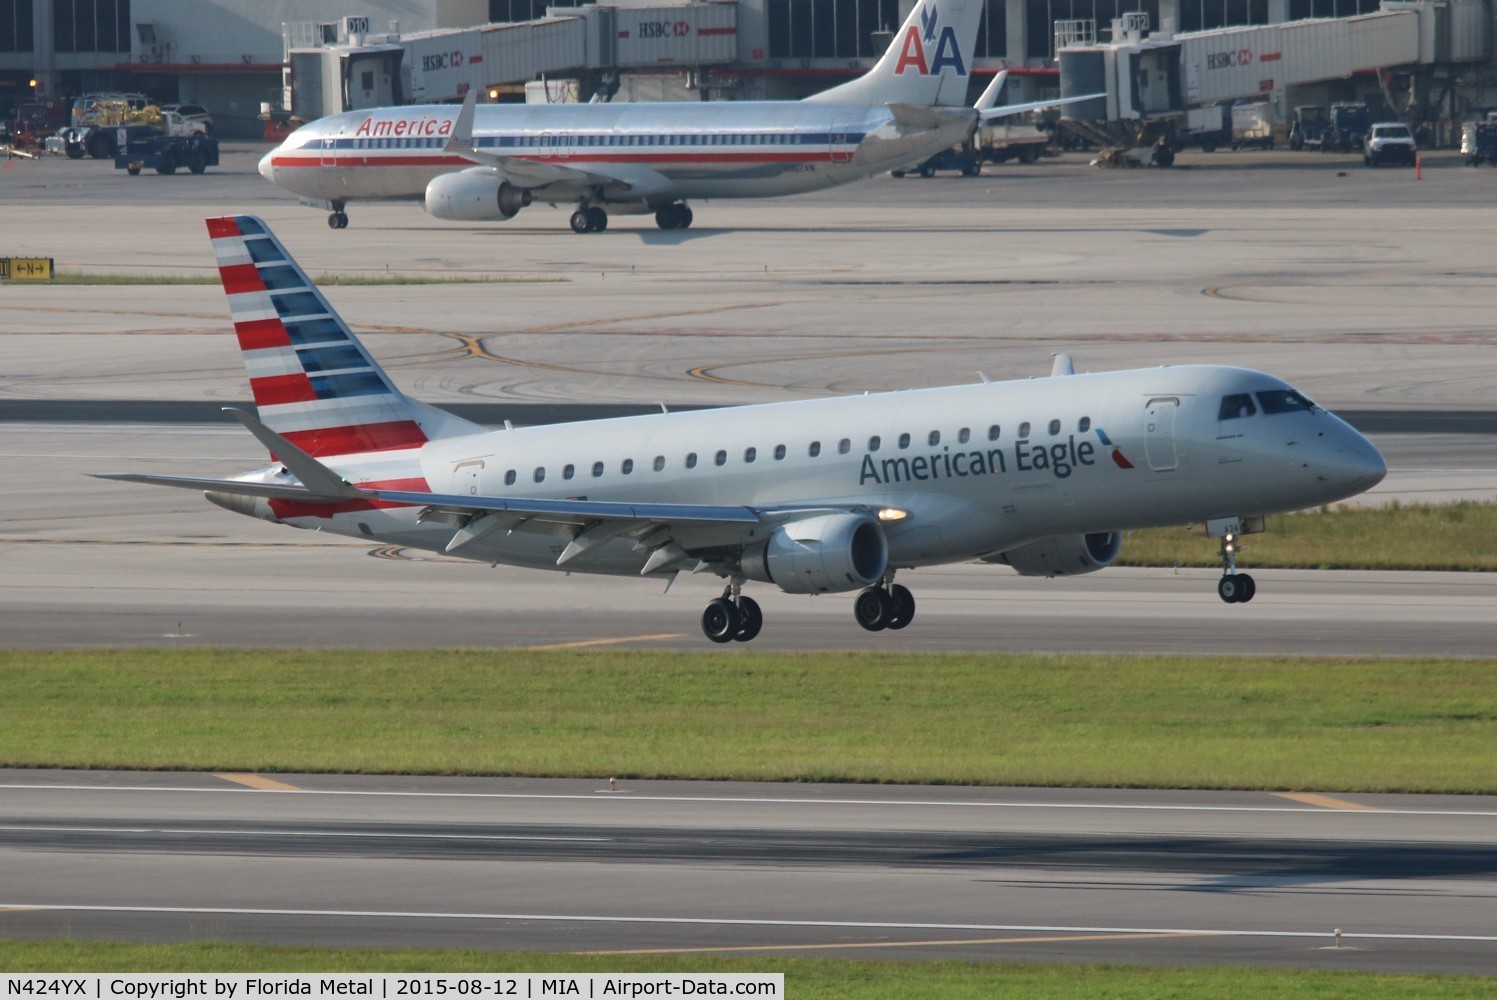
[
  {"left": 1272, "top": 792, "right": 1378, "bottom": 811},
  {"left": 527, "top": 634, "right": 686, "bottom": 651},
  {"left": 213, "top": 773, "right": 304, "bottom": 792}
]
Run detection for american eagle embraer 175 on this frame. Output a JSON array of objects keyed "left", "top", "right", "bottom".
[
  {"left": 258, "top": 0, "right": 1096, "bottom": 233},
  {"left": 92, "top": 217, "right": 1387, "bottom": 642}
]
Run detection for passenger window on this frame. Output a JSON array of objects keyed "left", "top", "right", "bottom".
[
  {"left": 591, "top": 461, "right": 604, "bottom": 478},
  {"left": 1078, "top": 417, "right": 1091, "bottom": 433},
  {"left": 504, "top": 470, "right": 516, "bottom": 486},
  {"left": 653, "top": 456, "right": 665, "bottom": 472},
  {"left": 621, "top": 458, "right": 634, "bottom": 475},
  {"left": 928, "top": 430, "right": 940, "bottom": 446},
  {"left": 1257, "top": 390, "right": 1315, "bottom": 414},
  {"left": 774, "top": 444, "right": 786, "bottom": 460},
  {"left": 838, "top": 438, "right": 850, "bottom": 454},
  {"left": 1219, "top": 393, "right": 1257, "bottom": 420},
  {"left": 898, "top": 433, "right": 911, "bottom": 449},
  {"left": 809, "top": 441, "right": 821, "bottom": 457},
  {"left": 744, "top": 447, "right": 757, "bottom": 463},
  {"left": 958, "top": 427, "right": 970, "bottom": 444},
  {"left": 715, "top": 450, "right": 727, "bottom": 466},
  {"left": 868, "top": 435, "right": 881, "bottom": 452},
  {"left": 686, "top": 452, "right": 698, "bottom": 469},
  {"left": 533, "top": 467, "right": 545, "bottom": 483},
  {"left": 1019, "top": 422, "right": 1031, "bottom": 438},
  {"left": 987, "top": 424, "right": 1000, "bottom": 441},
  {"left": 563, "top": 464, "right": 575, "bottom": 480},
  {"left": 1048, "top": 419, "right": 1061, "bottom": 436}
]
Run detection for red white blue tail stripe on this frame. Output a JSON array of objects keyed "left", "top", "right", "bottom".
[{"left": 207, "top": 216, "right": 428, "bottom": 458}]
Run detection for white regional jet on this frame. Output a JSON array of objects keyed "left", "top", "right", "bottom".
[
  {"left": 257, "top": 0, "right": 1089, "bottom": 233},
  {"left": 92, "top": 216, "right": 1388, "bottom": 642}
]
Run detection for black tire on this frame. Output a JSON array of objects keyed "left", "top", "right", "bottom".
[
  {"left": 587, "top": 206, "right": 608, "bottom": 232},
  {"left": 1217, "top": 576, "right": 1247, "bottom": 604},
  {"left": 570, "top": 210, "right": 592, "bottom": 234},
  {"left": 126, "top": 166, "right": 140, "bottom": 176},
  {"left": 701, "top": 598, "right": 740, "bottom": 643},
  {"left": 1018, "top": 146, "right": 1040, "bottom": 164},
  {"left": 1200, "top": 142, "right": 1216, "bottom": 154},
  {"left": 890, "top": 170, "right": 906, "bottom": 178},
  {"left": 188, "top": 152, "right": 207, "bottom": 175},
  {"left": 853, "top": 587, "right": 893, "bottom": 631},
  {"left": 885, "top": 585, "right": 916, "bottom": 630},
  {"left": 155, "top": 154, "right": 176, "bottom": 175},
  {"left": 1152, "top": 144, "right": 1175, "bottom": 168},
  {"left": 963, "top": 161, "right": 980, "bottom": 176},
  {"left": 919, "top": 163, "right": 935, "bottom": 179},
  {"left": 64, "top": 143, "right": 84, "bottom": 160},
  {"left": 732, "top": 596, "right": 763, "bottom": 643},
  {"left": 1237, "top": 574, "right": 1256, "bottom": 603},
  {"left": 677, "top": 206, "right": 692, "bottom": 229}
]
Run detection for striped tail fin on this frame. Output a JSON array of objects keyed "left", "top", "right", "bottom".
[{"left": 206, "top": 215, "right": 475, "bottom": 459}]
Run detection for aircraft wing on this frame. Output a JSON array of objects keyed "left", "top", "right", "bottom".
[
  {"left": 978, "top": 92, "right": 1106, "bottom": 122},
  {"left": 441, "top": 89, "right": 673, "bottom": 198}
]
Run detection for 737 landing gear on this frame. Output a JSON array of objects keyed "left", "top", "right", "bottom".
[
  {"left": 327, "top": 201, "right": 349, "bottom": 229},
  {"left": 701, "top": 582, "right": 763, "bottom": 643},
  {"left": 569, "top": 206, "right": 609, "bottom": 234},
  {"left": 853, "top": 579, "right": 916, "bottom": 632},
  {"left": 654, "top": 202, "right": 693, "bottom": 230},
  {"left": 1217, "top": 531, "right": 1256, "bottom": 604}
]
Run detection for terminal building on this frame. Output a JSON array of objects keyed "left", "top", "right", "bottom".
[{"left": 3, "top": 0, "right": 1494, "bottom": 138}]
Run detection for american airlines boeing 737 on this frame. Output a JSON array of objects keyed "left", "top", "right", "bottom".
[
  {"left": 258, "top": 0, "right": 1094, "bottom": 233},
  {"left": 93, "top": 217, "right": 1387, "bottom": 643}
]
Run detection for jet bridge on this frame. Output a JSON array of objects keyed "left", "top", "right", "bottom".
[{"left": 1058, "top": 2, "right": 1490, "bottom": 156}]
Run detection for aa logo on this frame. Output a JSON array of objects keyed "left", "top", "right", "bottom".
[{"left": 893, "top": 4, "right": 967, "bottom": 77}]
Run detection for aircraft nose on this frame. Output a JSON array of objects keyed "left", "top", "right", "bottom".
[
  {"left": 1327, "top": 432, "right": 1386, "bottom": 495},
  {"left": 258, "top": 150, "right": 275, "bottom": 183}
]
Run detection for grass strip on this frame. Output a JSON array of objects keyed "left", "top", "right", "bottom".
[
  {"left": 0, "top": 941, "right": 1489, "bottom": 997},
  {"left": 2, "top": 274, "right": 563, "bottom": 286},
  {"left": 3, "top": 650, "right": 1496, "bottom": 793},
  {"left": 1122, "top": 501, "right": 1497, "bottom": 571}
]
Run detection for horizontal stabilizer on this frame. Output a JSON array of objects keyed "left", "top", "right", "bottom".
[
  {"left": 887, "top": 103, "right": 972, "bottom": 131},
  {"left": 979, "top": 92, "right": 1105, "bottom": 122},
  {"left": 223, "top": 407, "right": 364, "bottom": 498},
  {"left": 89, "top": 472, "right": 363, "bottom": 503}
]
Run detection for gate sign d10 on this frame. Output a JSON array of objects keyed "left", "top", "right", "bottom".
[{"left": 0, "top": 257, "right": 53, "bottom": 280}]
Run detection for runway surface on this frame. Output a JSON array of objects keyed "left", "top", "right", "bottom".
[{"left": 1, "top": 771, "right": 1494, "bottom": 972}]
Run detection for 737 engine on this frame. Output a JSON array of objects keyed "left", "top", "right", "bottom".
[
  {"left": 740, "top": 513, "right": 889, "bottom": 595},
  {"left": 984, "top": 532, "right": 1121, "bottom": 577},
  {"left": 425, "top": 167, "right": 533, "bottom": 221}
]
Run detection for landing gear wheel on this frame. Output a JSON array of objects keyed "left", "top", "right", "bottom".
[
  {"left": 885, "top": 584, "right": 916, "bottom": 630},
  {"left": 701, "top": 598, "right": 740, "bottom": 643},
  {"left": 570, "top": 209, "right": 593, "bottom": 234},
  {"left": 853, "top": 587, "right": 894, "bottom": 632},
  {"left": 1217, "top": 575, "right": 1254, "bottom": 604},
  {"left": 654, "top": 203, "right": 693, "bottom": 230},
  {"left": 587, "top": 206, "right": 608, "bottom": 232},
  {"left": 327, "top": 212, "right": 348, "bottom": 229},
  {"left": 732, "top": 596, "right": 763, "bottom": 643}
]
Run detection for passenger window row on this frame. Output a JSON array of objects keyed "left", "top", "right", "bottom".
[{"left": 497, "top": 417, "right": 1093, "bottom": 487}]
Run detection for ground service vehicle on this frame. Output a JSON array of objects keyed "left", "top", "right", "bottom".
[
  {"left": 1363, "top": 122, "right": 1417, "bottom": 166},
  {"left": 1230, "top": 102, "right": 1275, "bottom": 150},
  {"left": 893, "top": 145, "right": 982, "bottom": 177},
  {"left": 977, "top": 120, "right": 1052, "bottom": 162},
  {"left": 61, "top": 93, "right": 153, "bottom": 159},
  {"left": 1176, "top": 104, "right": 1230, "bottom": 153},
  {"left": 114, "top": 125, "right": 219, "bottom": 175},
  {"left": 1288, "top": 106, "right": 1329, "bottom": 150},
  {"left": 1327, "top": 102, "right": 1372, "bottom": 152},
  {"left": 1462, "top": 121, "right": 1497, "bottom": 165}
]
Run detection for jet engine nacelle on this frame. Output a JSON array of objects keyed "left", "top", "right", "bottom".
[
  {"left": 425, "top": 168, "right": 533, "bottom": 221},
  {"left": 740, "top": 513, "right": 889, "bottom": 595},
  {"left": 985, "top": 531, "right": 1121, "bottom": 577}
]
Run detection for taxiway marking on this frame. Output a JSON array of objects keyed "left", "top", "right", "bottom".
[
  {"left": 1273, "top": 792, "right": 1378, "bottom": 811},
  {"left": 214, "top": 773, "right": 304, "bottom": 792},
  {"left": 527, "top": 633, "right": 687, "bottom": 650},
  {"left": 583, "top": 931, "right": 1206, "bottom": 955}
]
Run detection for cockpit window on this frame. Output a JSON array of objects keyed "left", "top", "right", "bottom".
[
  {"left": 1218, "top": 393, "right": 1257, "bottom": 420},
  {"left": 1256, "top": 389, "right": 1317, "bottom": 414}
]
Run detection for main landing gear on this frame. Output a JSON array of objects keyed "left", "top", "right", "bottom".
[
  {"left": 569, "top": 206, "right": 609, "bottom": 234},
  {"left": 1216, "top": 530, "right": 1256, "bottom": 604},
  {"left": 854, "top": 580, "right": 916, "bottom": 632},
  {"left": 655, "top": 202, "right": 693, "bottom": 230},
  {"left": 327, "top": 200, "right": 349, "bottom": 229},
  {"left": 701, "top": 581, "right": 762, "bottom": 643}
]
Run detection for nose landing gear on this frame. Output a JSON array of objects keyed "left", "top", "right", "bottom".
[
  {"left": 1216, "top": 531, "right": 1256, "bottom": 604},
  {"left": 327, "top": 200, "right": 349, "bottom": 229}
]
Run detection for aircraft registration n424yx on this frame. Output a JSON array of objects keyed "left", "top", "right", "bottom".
[
  {"left": 257, "top": 0, "right": 1096, "bottom": 233},
  {"left": 92, "top": 216, "right": 1388, "bottom": 643}
]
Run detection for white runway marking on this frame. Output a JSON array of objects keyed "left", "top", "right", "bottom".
[
  {"left": 0, "top": 825, "right": 609, "bottom": 843},
  {"left": 2, "top": 782, "right": 1493, "bottom": 817},
  {"left": 3, "top": 903, "right": 1496, "bottom": 943}
]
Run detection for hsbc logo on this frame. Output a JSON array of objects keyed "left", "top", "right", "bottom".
[
  {"left": 893, "top": 3, "right": 967, "bottom": 77},
  {"left": 639, "top": 20, "right": 690, "bottom": 39},
  {"left": 421, "top": 51, "right": 467, "bottom": 72},
  {"left": 1206, "top": 49, "right": 1253, "bottom": 70}
]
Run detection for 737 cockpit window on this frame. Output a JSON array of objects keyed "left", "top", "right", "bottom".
[
  {"left": 1218, "top": 393, "right": 1257, "bottom": 420},
  {"left": 1256, "top": 389, "right": 1316, "bottom": 414}
]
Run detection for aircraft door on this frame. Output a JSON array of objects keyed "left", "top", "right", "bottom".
[
  {"left": 1144, "top": 397, "right": 1179, "bottom": 472},
  {"left": 829, "top": 116, "right": 853, "bottom": 163},
  {"left": 453, "top": 459, "right": 486, "bottom": 495}
]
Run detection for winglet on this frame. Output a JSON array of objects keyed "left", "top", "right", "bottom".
[
  {"left": 224, "top": 407, "right": 368, "bottom": 498},
  {"left": 974, "top": 70, "right": 1008, "bottom": 112},
  {"left": 1050, "top": 354, "right": 1075, "bottom": 377},
  {"left": 442, "top": 88, "right": 479, "bottom": 159}
]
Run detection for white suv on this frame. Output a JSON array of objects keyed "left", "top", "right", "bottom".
[{"left": 1364, "top": 122, "right": 1416, "bottom": 166}]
